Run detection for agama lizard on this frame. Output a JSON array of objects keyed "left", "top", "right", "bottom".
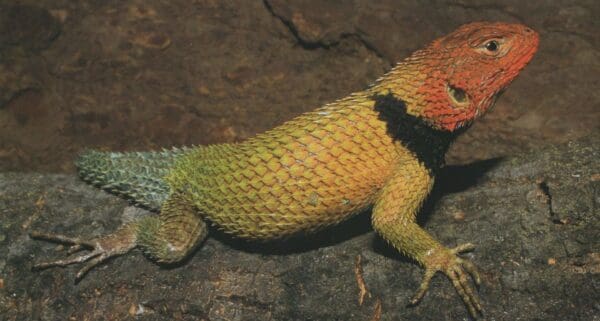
[{"left": 30, "top": 22, "right": 539, "bottom": 317}]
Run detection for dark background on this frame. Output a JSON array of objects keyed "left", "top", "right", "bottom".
[{"left": 1, "top": 0, "right": 598, "bottom": 172}]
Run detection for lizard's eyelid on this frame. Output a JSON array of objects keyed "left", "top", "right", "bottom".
[{"left": 475, "top": 38, "right": 510, "bottom": 57}]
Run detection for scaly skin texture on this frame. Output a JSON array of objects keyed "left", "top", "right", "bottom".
[{"left": 31, "top": 22, "right": 539, "bottom": 318}]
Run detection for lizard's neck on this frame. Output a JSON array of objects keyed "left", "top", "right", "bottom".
[
  {"left": 368, "top": 60, "right": 430, "bottom": 117},
  {"left": 369, "top": 92, "right": 462, "bottom": 174},
  {"left": 364, "top": 60, "right": 465, "bottom": 173},
  {"left": 368, "top": 60, "right": 468, "bottom": 175}
]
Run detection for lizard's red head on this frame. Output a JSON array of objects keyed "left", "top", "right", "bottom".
[{"left": 410, "top": 22, "right": 539, "bottom": 131}]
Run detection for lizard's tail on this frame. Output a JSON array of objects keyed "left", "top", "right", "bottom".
[{"left": 76, "top": 148, "right": 190, "bottom": 211}]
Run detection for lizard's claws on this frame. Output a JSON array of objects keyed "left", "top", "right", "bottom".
[
  {"left": 30, "top": 227, "right": 137, "bottom": 281},
  {"left": 409, "top": 243, "right": 483, "bottom": 318}
]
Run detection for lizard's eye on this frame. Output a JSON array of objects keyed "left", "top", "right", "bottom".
[
  {"left": 477, "top": 38, "right": 507, "bottom": 57},
  {"left": 484, "top": 40, "right": 499, "bottom": 52}
]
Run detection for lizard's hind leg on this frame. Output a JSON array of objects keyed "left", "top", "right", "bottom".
[
  {"left": 136, "top": 192, "right": 208, "bottom": 264},
  {"left": 31, "top": 192, "right": 208, "bottom": 279}
]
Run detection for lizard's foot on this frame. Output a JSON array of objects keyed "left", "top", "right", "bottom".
[
  {"left": 410, "top": 243, "right": 482, "bottom": 317},
  {"left": 30, "top": 224, "right": 137, "bottom": 280}
]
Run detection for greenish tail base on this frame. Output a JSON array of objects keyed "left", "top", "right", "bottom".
[{"left": 76, "top": 148, "right": 190, "bottom": 210}]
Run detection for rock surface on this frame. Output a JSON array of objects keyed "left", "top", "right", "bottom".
[{"left": 0, "top": 135, "right": 598, "bottom": 321}]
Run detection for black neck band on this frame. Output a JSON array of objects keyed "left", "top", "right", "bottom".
[{"left": 372, "top": 93, "right": 462, "bottom": 174}]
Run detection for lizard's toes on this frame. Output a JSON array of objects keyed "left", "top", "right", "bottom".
[
  {"left": 32, "top": 249, "right": 102, "bottom": 270},
  {"left": 29, "top": 226, "right": 137, "bottom": 279},
  {"left": 30, "top": 230, "right": 101, "bottom": 270},
  {"left": 448, "top": 260, "right": 483, "bottom": 317}
]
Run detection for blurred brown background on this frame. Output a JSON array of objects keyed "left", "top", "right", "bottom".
[{"left": 1, "top": 0, "right": 598, "bottom": 172}]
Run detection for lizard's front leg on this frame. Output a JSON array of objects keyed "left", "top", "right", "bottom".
[
  {"left": 31, "top": 192, "right": 207, "bottom": 279},
  {"left": 371, "top": 164, "right": 482, "bottom": 317}
]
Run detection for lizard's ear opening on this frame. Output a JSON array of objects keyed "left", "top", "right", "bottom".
[{"left": 447, "top": 84, "right": 470, "bottom": 106}]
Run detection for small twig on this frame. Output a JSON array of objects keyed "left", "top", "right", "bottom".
[
  {"left": 22, "top": 193, "right": 47, "bottom": 229},
  {"left": 354, "top": 254, "right": 371, "bottom": 306},
  {"left": 369, "top": 298, "right": 382, "bottom": 321}
]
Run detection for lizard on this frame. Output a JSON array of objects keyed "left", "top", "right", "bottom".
[{"left": 30, "top": 22, "right": 539, "bottom": 317}]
